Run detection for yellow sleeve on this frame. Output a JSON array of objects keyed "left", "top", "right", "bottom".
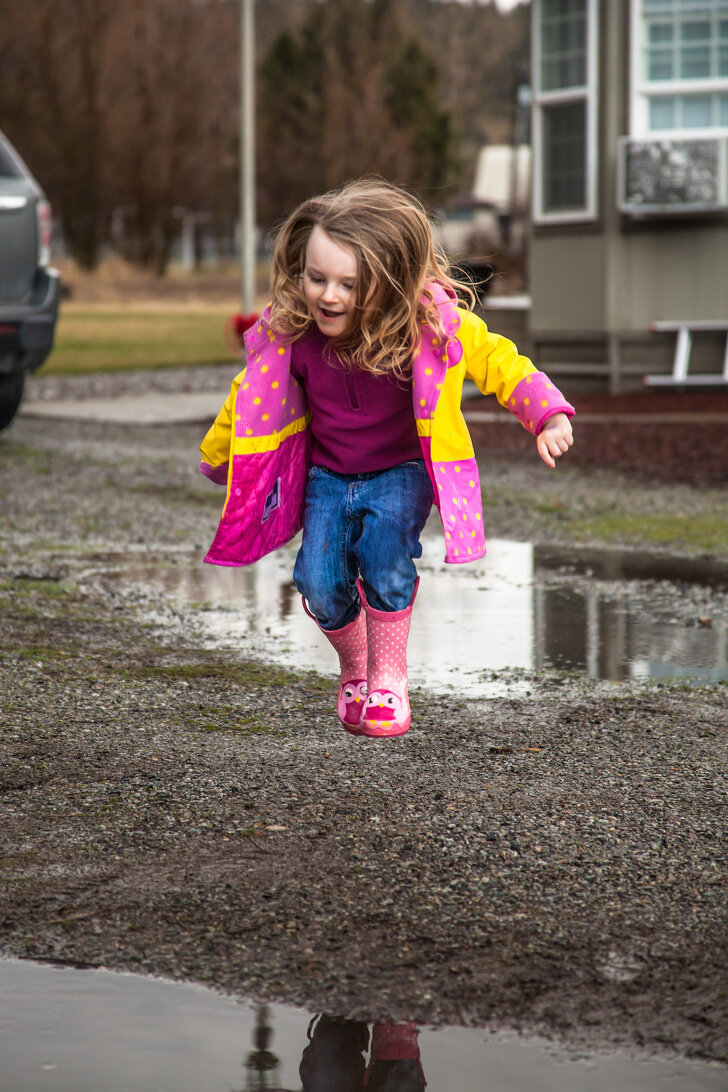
[
  {"left": 200, "top": 368, "right": 245, "bottom": 473},
  {"left": 457, "top": 308, "right": 537, "bottom": 407}
]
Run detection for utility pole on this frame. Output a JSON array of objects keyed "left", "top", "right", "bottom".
[{"left": 240, "top": 0, "right": 255, "bottom": 314}]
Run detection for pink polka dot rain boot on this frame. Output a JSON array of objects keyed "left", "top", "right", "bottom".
[
  {"left": 357, "top": 577, "right": 418, "bottom": 739},
  {"left": 302, "top": 598, "right": 368, "bottom": 734}
]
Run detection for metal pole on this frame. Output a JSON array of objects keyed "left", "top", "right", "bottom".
[{"left": 240, "top": 0, "right": 255, "bottom": 313}]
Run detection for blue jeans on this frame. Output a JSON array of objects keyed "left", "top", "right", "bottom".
[{"left": 293, "top": 461, "right": 434, "bottom": 631}]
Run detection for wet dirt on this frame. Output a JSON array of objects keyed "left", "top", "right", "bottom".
[{"left": 1, "top": 400, "right": 727, "bottom": 1074}]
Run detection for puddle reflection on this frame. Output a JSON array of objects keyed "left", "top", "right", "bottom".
[
  {"left": 126, "top": 525, "right": 728, "bottom": 698},
  {"left": 299, "top": 1015, "right": 425, "bottom": 1092},
  {"left": 2, "top": 959, "right": 725, "bottom": 1092}
]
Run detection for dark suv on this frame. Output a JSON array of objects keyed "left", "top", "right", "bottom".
[{"left": 0, "top": 130, "right": 60, "bottom": 430}]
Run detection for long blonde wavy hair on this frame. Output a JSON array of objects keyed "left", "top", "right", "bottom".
[{"left": 268, "top": 179, "right": 474, "bottom": 381}]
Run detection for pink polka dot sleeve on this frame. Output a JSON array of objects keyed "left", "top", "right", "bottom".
[{"left": 507, "top": 371, "right": 575, "bottom": 435}]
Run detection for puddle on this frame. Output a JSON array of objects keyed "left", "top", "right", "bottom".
[
  {"left": 531, "top": 543, "right": 728, "bottom": 685},
  {"left": 1, "top": 958, "right": 725, "bottom": 1092},
  {"left": 535, "top": 544, "right": 728, "bottom": 588},
  {"left": 116, "top": 521, "right": 728, "bottom": 698}
]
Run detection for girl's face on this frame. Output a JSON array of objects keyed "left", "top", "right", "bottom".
[{"left": 302, "top": 225, "right": 359, "bottom": 338}]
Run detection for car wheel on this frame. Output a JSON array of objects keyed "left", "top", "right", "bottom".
[{"left": 0, "top": 371, "right": 25, "bottom": 431}]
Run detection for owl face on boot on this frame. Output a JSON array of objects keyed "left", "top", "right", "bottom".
[
  {"left": 337, "top": 679, "right": 367, "bottom": 726},
  {"left": 363, "top": 690, "right": 405, "bottom": 727}
]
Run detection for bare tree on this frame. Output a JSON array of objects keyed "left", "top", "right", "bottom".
[
  {"left": 257, "top": 0, "right": 454, "bottom": 226},
  {"left": 0, "top": 0, "right": 529, "bottom": 270},
  {"left": 106, "top": 0, "right": 241, "bottom": 274},
  {"left": 109, "top": 0, "right": 197, "bottom": 272},
  {"left": 0, "top": 0, "right": 115, "bottom": 268}
]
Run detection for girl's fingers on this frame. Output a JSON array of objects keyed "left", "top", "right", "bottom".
[
  {"left": 537, "top": 438, "right": 556, "bottom": 467},
  {"left": 537, "top": 419, "right": 573, "bottom": 467}
]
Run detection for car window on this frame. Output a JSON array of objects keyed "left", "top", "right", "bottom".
[{"left": 0, "top": 145, "right": 22, "bottom": 178}]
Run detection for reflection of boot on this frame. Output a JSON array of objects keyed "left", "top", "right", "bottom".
[
  {"left": 302, "top": 599, "right": 368, "bottom": 734},
  {"left": 357, "top": 579, "right": 418, "bottom": 738},
  {"left": 299, "top": 1014, "right": 369, "bottom": 1092},
  {"left": 365, "top": 1023, "right": 426, "bottom": 1091}
]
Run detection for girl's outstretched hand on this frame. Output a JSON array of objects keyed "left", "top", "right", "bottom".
[{"left": 536, "top": 412, "right": 574, "bottom": 468}]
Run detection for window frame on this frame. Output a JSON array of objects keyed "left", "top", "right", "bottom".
[
  {"left": 629, "top": 0, "right": 728, "bottom": 139},
  {"left": 532, "top": 0, "right": 600, "bottom": 224}
]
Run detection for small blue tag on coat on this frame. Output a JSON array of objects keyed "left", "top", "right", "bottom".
[{"left": 262, "top": 478, "right": 281, "bottom": 523}]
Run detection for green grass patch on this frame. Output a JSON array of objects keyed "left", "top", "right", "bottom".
[
  {"left": 570, "top": 510, "right": 728, "bottom": 554},
  {"left": 124, "top": 481, "right": 222, "bottom": 507},
  {"left": 125, "top": 660, "right": 300, "bottom": 688},
  {"left": 16, "top": 645, "right": 66, "bottom": 664},
  {"left": 199, "top": 713, "right": 278, "bottom": 736},
  {"left": 45, "top": 307, "right": 235, "bottom": 374},
  {"left": 6, "top": 577, "right": 68, "bottom": 598},
  {"left": 0, "top": 444, "right": 54, "bottom": 474}
]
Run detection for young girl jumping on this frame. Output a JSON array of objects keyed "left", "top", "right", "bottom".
[{"left": 200, "top": 179, "right": 574, "bottom": 739}]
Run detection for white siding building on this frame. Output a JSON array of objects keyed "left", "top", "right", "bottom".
[{"left": 528, "top": 0, "right": 728, "bottom": 392}]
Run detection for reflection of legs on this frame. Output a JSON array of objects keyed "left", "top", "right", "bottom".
[
  {"left": 299, "top": 1014, "right": 369, "bottom": 1092},
  {"left": 365, "top": 1023, "right": 426, "bottom": 1092}
]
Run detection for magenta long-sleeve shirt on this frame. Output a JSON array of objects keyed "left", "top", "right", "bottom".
[{"left": 290, "top": 326, "right": 422, "bottom": 474}]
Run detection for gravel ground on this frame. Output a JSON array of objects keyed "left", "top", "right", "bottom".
[{"left": 1, "top": 368, "right": 727, "bottom": 1067}]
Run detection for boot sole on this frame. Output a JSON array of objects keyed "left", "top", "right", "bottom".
[
  {"left": 361, "top": 720, "right": 410, "bottom": 738},
  {"left": 341, "top": 722, "right": 367, "bottom": 736}
]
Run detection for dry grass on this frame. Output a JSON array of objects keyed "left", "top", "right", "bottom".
[{"left": 57, "top": 255, "right": 269, "bottom": 308}]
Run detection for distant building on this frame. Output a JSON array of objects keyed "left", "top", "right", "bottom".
[
  {"left": 474, "top": 144, "right": 531, "bottom": 217},
  {"left": 528, "top": 0, "right": 728, "bottom": 392}
]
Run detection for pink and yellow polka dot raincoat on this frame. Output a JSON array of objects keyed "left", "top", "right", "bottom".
[{"left": 200, "top": 286, "right": 574, "bottom": 567}]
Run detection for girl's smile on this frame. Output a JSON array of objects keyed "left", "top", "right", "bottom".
[{"left": 303, "top": 225, "right": 359, "bottom": 338}]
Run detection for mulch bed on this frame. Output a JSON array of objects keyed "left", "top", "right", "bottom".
[
  {"left": 466, "top": 388, "right": 728, "bottom": 484},
  {"left": 571, "top": 388, "right": 728, "bottom": 416}
]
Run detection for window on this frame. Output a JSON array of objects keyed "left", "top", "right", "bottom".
[
  {"left": 533, "top": 0, "right": 599, "bottom": 222},
  {"left": 631, "top": 0, "right": 728, "bottom": 135}
]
